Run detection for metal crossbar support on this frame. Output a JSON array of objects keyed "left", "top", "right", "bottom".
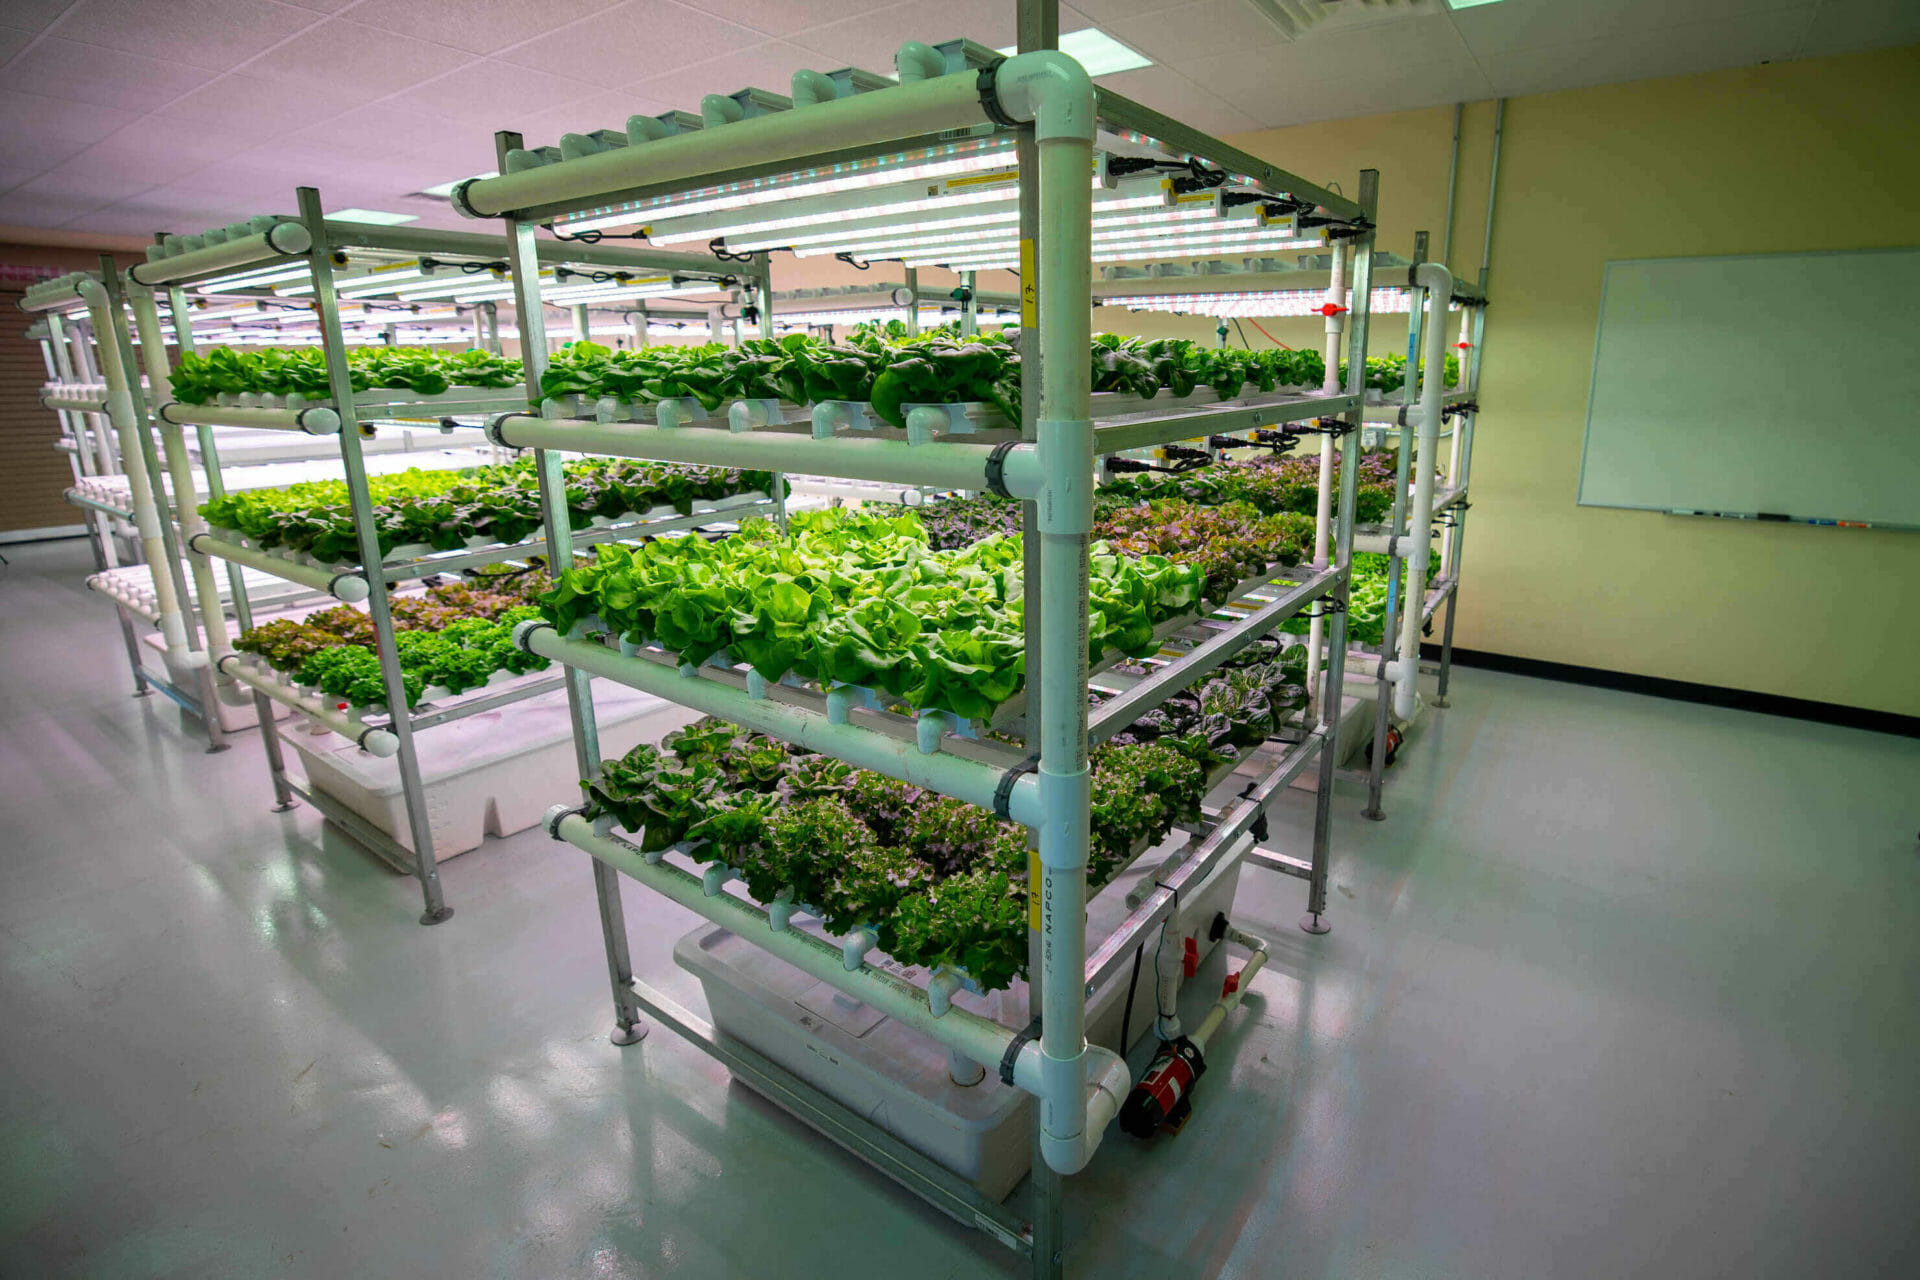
[
  {"left": 495, "top": 128, "right": 644, "bottom": 1043},
  {"left": 299, "top": 186, "right": 451, "bottom": 926}
]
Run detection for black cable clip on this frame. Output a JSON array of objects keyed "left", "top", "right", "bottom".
[
  {"left": 977, "top": 59, "right": 1018, "bottom": 128},
  {"left": 1240, "top": 777, "right": 1270, "bottom": 843},
  {"left": 993, "top": 754, "right": 1039, "bottom": 821},
  {"left": 833, "top": 251, "right": 871, "bottom": 271},
  {"left": 1000, "top": 1015, "right": 1040, "bottom": 1086},
  {"left": 984, "top": 439, "right": 1021, "bottom": 499},
  {"left": 1307, "top": 598, "right": 1349, "bottom": 620}
]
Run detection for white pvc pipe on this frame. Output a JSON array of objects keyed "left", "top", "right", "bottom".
[
  {"left": 1393, "top": 264, "right": 1453, "bottom": 721},
  {"left": 186, "top": 532, "right": 370, "bottom": 603},
  {"left": 458, "top": 72, "right": 987, "bottom": 218},
  {"left": 79, "top": 280, "right": 192, "bottom": 659},
  {"left": 128, "top": 287, "right": 233, "bottom": 666},
  {"left": 159, "top": 402, "right": 341, "bottom": 434},
  {"left": 519, "top": 622, "right": 1040, "bottom": 825},
  {"left": 1305, "top": 242, "right": 1347, "bottom": 713},
  {"left": 1187, "top": 926, "right": 1269, "bottom": 1053},
  {"left": 127, "top": 222, "right": 312, "bottom": 286},
  {"left": 488, "top": 414, "right": 1034, "bottom": 494},
  {"left": 1006, "top": 47, "right": 1106, "bottom": 1179},
  {"left": 217, "top": 655, "right": 398, "bottom": 756}
]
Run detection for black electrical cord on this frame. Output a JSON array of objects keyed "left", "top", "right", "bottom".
[
  {"left": 542, "top": 224, "right": 651, "bottom": 245},
  {"left": 1118, "top": 942, "right": 1145, "bottom": 1058},
  {"left": 1232, "top": 318, "right": 1253, "bottom": 349},
  {"left": 834, "top": 251, "right": 871, "bottom": 271}
]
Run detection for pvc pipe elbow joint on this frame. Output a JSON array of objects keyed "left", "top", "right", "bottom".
[
  {"left": 994, "top": 51, "right": 1096, "bottom": 143},
  {"left": 1035, "top": 1044, "right": 1131, "bottom": 1175}
]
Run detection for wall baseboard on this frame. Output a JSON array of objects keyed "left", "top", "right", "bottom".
[
  {"left": 1423, "top": 644, "right": 1920, "bottom": 740},
  {"left": 0, "top": 524, "right": 85, "bottom": 545}
]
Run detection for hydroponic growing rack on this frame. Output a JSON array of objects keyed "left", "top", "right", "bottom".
[
  {"left": 451, "top": 26, "right": 1387, "bottom": 1275},
  {"left": 1088, "top": 251, "right": 1492, "bottom": 820},
  {"left": 43, "top": 203, "right": 757, "bottom": 924}
]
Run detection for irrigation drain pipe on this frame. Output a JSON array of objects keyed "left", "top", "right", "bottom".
[
  {"left": 1305, "top": 240, "right": 1347, "bottom": 714},
  {"left": 1389, "top": 263, "right": 1453, "bottom": 720}
]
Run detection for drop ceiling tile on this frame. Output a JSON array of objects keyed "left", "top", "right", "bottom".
[
  {"left": 52, "top": 0, "right": 319, "bottom": 71},
  {"left": 627, "top": 39, "right": 823, "bottom": 108},
  {"left": 0, "top": 0, "right": 76, "bottom": 31},
  {"left": 290, "top": 101, "right": 471, "bottom": 160},
  {"left": 0, "top": 187, "right": 118, "bottom": 227},
  {"left": 677, "top": 0, "right": 886, "bottom": 40},
  {"left": 1451, "top": 0, "right": 1813, "bottom": 59},
  {"left": 1095, "top": 65, "right": 1260, "bottom": 137},
  {"left": 0, "top": 90, "right": 137, "bottom": 170},
  {"left": 37, "top": 141, "right": 205, "bottom": 193},
  {"left": 12, "top": 160, "right": 162, "bottom": 205},
  {"left": 1102, "top": 0, "right": 1288, "bottom": 66},
  {"left": 1480, "top": 8, "right": 1815, "bottom": 99},
  {"left": 155, "top": 73, "right": 351, "bottom": 140},
  {"left": 243, "top": 17, "right": 477, "bottom": 98},
  {"left": 387, "top": 60, "right": 606, "bottom": 130},
  {"left": 97, "top": 114, "right": 261, "bottom": 172},
  {"left": 1795, "top": 0, "right": 1920, "bottom": 58},
  {"left": 350, "top": 0, "right": 627, "bottom": 57},
  {"left": 7, "top": 37, "right": 217, "bottom": 112},
  {"left": 497, "top": 0, "right": 761, "bottom": 84},
  {"left": 787, "top": 0, "right": 1037, "bottom": 72}
]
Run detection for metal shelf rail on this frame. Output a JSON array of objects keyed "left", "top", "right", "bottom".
[
  {"left": 452, "top": 27, "right": 1377, "bottom": 1277},
  {"left": 107, "top": 200, "right": 758, "bottom": 924}
]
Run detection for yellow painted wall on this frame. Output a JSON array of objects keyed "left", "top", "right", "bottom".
[{"left": 1218, "top": 45, "right": 1920, "bottom": 716}]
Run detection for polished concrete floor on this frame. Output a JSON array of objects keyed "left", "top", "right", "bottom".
[{"left": 2, "top": 537, "right": 1917, "bottom": 1279}]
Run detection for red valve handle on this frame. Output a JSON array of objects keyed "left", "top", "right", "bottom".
[{"left": 1316, "top": 303, "right": 1348, "bottom": 317}]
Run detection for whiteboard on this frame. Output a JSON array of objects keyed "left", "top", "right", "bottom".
[{"left": 1578, "top": 247, "right": 1920, "bottom": 528}]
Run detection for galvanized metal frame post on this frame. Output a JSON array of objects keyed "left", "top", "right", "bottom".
[
  {"left": 1304, "top": 168, "right": 1378, "bottom": 934},
  {"left": 494, "top": 130, "right": 642, "bottom": 1041},
  {"left": 298, "top": 186, "right": 452, "bottom": 926},
  {"left": 166, "top": 286, "right": 255, "bottom": 637}
]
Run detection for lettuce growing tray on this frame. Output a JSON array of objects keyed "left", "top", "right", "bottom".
[{"left": 204, "top": 489, "right": 775, "bottom": 572}]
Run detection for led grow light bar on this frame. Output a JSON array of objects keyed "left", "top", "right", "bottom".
[
  {"left": 911, "top": 229, "right": 1326, "bottom": 271},
  {"left": 726, "top": 188, "right": 1167, "bottom": 255},
  {"left": 193, "top": 263, "right": 313, "bottom": 294},
  {"left": 556, "top": 137, "right": 1019, "bottom": 235},
  {"left": 792, "top": 204, "right": 1225, "bottom": 260},
  {"left": 1098, "top": 287, "right": 1461, "bottom": 318},
  {"left": 769, "top": 307, "right": 1017, "bottom": 328}
]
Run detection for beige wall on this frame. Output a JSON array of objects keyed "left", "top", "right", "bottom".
[{"left": 1208, "top": 45, "right": 1920, "bottom": 716}]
